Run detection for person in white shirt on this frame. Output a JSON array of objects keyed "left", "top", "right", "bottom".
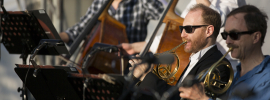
[
  {"left": 120, "top": 0, "right": 246, "bottom": 72},
  {"left": 179, "top": 4, "right": 270, "bottom": 100},
  {"left": 127, "top": 4, "right": 230, "bottom": 99},
  {"left": 180, "top": 0, "right": 246, "bottom": 72}
]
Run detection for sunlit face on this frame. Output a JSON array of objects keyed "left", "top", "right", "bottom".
[
  {"left": 181, "top": 9, "right": 208, "bottom": 53},
  {"left": 224, "top": 13, "right": 254, "bottom": 60}
]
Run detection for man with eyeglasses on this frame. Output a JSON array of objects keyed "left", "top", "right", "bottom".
[
  {"left": 179, "top": 5, "right": 270, "bottom": 100},
  {"left": 127, "top": 4, "right": 230, "bottom": 99}
]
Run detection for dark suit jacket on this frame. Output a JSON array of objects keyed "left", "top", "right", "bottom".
[{"left": 138, "top": 45, "right": 231, "bottom": 99}]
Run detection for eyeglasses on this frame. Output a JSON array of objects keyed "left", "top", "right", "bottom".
[
  {"left": 179, "top": 25, "right": 209, "bottom": 33},
  {"left": 221, "top": 31, "right": 255, "bottom": 40}
]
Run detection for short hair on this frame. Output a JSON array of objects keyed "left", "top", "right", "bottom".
[
  {"left": 189, "top": 4, "right": 221, "bottom": 38},
  {"left": 227, "top": 5, "right": 268, "bottom": 46}
]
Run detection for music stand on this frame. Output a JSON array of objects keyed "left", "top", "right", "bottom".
[
  {"left": 0, "top": 9, "right": 69, "bottom": 64},
  {"left": 1, "top": 9, "right": 69, "bottom": 100},
  {"left": 15, "top": 65, "right": 80, "bottom": 100},
  {"left": 68, "top": 73, "right": 125, "bottom": 100},
  {"left": 15, "top": 64, "right": 126, "bottom": 100}
]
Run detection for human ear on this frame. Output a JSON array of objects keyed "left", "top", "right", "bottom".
[
  {"left": 205, "top": 25, "right": 214, "bottom": 37},
  {"left": 253, "top": 31, "right": 262, "bottom": 44}
]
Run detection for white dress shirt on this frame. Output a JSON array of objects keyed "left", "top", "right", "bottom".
[{"left": 179, "top": 45, "right": 216, "bottom": 83}]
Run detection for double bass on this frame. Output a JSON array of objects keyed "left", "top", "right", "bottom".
[
  {"left": 67, "top": 0, "right": 128, "bottom": 74},
  {"left": 139, "top": 0, "right": 191, "bottom": 86},
  {"left": 154, "top": 0, "right": 191, "bottom": 86}
]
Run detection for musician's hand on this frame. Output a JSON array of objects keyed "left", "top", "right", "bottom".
[
  {"left": 59, "top": 32, "right": 70, "bottom": 43},
  {"left": 179, "top": 82, "right": 209, "bottom": 100},
  {"left": 118, "top": 43, "right": 136, "bottom": 55},
  {"left": 196, "top": 0, "right": 211, "bottom": 6},
  {"left": 129, "top": 55, "right": 153, "bottom": 81},
  {"left": 118, "top": 41, "right": 146, "bottom": 55}
]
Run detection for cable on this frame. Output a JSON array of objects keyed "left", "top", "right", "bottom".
[{"left": 22, "top": 60, "right": 31, "bottom": 100}]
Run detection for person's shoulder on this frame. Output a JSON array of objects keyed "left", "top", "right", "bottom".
[
  {"left": 263, "top": 55, "right": 270, "bottom": 68},
  {"left": 207, "top": 45, "right": 224, "bottom": 58},
  {"left": 258, "top": 55, "right": 270, "bottom": 78},
  {"left": 205, "top": 46, "right": 231, "bottom": 65}
]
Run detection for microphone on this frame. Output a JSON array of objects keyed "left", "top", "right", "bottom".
[
  {"left": 130, "top": 52, "right": 175, "bottom": 64},
  {"left": 30, "top": 39, "right": 65, "bottom": 61},
  {"left": 80, "top": 45, "right": 119, "bottom": 100},
  {"left": 30, "top": 39, "right": 65, "bottom": 77},
  {"left": 120, "top": 53, "right": 174, "bottom": 100},
  {"left": 124, "top": 52, "right": 175, "bottom": 82},
  {"left": 80, "top": 45, "right": 119, "bottom": 74}
]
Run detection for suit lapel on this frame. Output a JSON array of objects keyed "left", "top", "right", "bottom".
[
  {"left": 177, "top": 46, "right": 219, "bottom": 83},
  {"left": 194, "top": 45, "right": 219, "bottom": 66},
  {"left": 177, "top": 61, "right": 191, "bottom": 83}
]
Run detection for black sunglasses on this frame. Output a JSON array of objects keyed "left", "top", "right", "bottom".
[
  {"left": 179, "top": 25, "right": 209, "bottom": 33},
  {"left": 221, "top": 31, "right": 255, "bottom": 40}
]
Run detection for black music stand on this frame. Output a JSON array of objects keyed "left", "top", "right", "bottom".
[
  {"left": 0, "top": 9, "right": 69, "bottom": 100},
  {"left": 15, "top": 66, "right": 80, "bottom": 100},
  {"left": 68, "top": 74, "right": 125, "bottom": 100},
  {"left": 15, "top": 64, "right": 126, "bottom": 100},
  {"left": 0, "top": 9, "right": 69, "bottom": 64}
]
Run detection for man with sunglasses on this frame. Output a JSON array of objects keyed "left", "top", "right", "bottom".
[
  {"left": 179, "top": 5, "right": 270, "bottom": 100},
  {"left": 120, "top": 0, "right": 246, "bottom": 69},
  {"left": 127, "top": 4, "right": 230, "bottom": 99},
  {"left": 180, "top": 0, "right": 246, "bottom": 73}
]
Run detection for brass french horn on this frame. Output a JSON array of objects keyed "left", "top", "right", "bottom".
[
  {"left": 152, "top": 41, "right": 187, "bottom": 84},
  {"left": 153, "top": 41, "right": 234, "bottom": 97},
  {"left": 197, "top": 47, "right": 234, "bottom": 97}
]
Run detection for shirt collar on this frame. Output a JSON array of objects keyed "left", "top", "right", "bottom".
[
  {"left": 236, "top": 55, "right": 270, "bottom": 74},
  {"left": 233, "top": 55, "right": 270, "bottom": 87},
  {"left": 189, "top": 44, "right": 216, "bottom": 61}
]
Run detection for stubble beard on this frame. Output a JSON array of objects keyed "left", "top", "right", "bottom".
[{"left": 184, "top": 37, "right": 207, "bottom": 53}]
